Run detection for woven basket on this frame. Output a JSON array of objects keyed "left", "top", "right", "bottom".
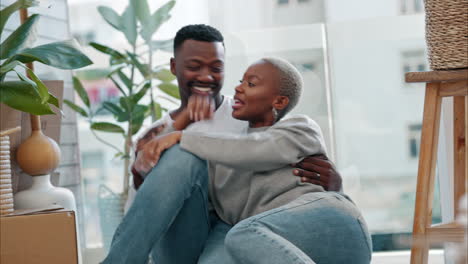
[
  {"left": 98, "top": 185, "right": 126, "bottom": 251},
  {"left": 425, "top": 0, "right": 468, "bottom": 70},
  {"left": 0, "top": 136, "right": 14, "bottom": 216}
]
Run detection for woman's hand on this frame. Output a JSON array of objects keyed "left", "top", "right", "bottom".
[
  {"left": 292, "top": 155, "right": 343, "bottom": 191},
  {"left": 187, "top": 94, "right": 215, "bottom": 122},
  {"left": 134, "top": 131, "right": 182, "bottom": 176},
  {"left": 173, "top": 94, "right": 215, "bottom": 130}
]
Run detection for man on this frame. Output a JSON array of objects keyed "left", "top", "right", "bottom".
[{"left": 103, "top": 24, "right": 343, "bottom": 264}]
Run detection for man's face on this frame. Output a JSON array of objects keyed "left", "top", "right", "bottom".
[{"left": 171, "top": 39, "right": 225, "bottom": 106}]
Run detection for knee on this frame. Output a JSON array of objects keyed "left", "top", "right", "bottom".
[
  {"left": 224, "top": 222, "right": 256, "bottom": 254},
  {"left": 159, "top": 144, "right": 207, "bottom": 174},
  {"left": 141, "top": 144, "right": 208, "bottom": 194}
]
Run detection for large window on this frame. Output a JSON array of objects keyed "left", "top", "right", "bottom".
[{"left": 70, "top": 0, "right": 450, "bottom": 262}]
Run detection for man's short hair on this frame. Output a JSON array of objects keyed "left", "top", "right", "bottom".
[
  {"left": 174, "top": 24, "right": 224, "bottom": 53},
  {"left": 262, "top": 57, "right": 303, "bottom": 120}
]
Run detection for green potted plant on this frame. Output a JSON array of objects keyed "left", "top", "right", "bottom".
[
  {"left": 66, "top": 0, "right": 178, "bottom": 194},
  {"left": 63, "top": 0, "right": 179, "bottom": 249},
  {"left": 0, "top": 0, "right": 92, "bottom": 115}
]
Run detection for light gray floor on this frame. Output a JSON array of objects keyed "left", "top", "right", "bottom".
[{"left": 372, "top": 250, "right": 445, "bottom": 264}]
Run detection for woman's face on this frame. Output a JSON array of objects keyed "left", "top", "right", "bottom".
[{"left": 232, "top": 60, "right": 285, "bottom": 127}]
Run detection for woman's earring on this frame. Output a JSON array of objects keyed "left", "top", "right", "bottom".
[{"left": 272, "top": 108, "right": 278, "bottom": 121}]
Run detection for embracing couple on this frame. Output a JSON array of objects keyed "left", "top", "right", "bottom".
[{"left": 102, "top": 24, "right": 372, "bottom": 264}]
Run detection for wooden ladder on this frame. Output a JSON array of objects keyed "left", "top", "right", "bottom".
[{"left": 406, "top": 69, "right": 468, "bottom": 264}]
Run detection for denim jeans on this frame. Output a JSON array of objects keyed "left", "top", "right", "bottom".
[
  {"left": 102, "top": 145, "right": 211, "bottom": 264},
  {"left": 224, "top": 192, "right": 372, "bottom": 264},
  {"left": 103, "top": 145, "right": 372, "bottom": 264}
]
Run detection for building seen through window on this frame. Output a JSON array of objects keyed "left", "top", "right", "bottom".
[
  {"left": 400, "top": 0, "right": 424, "bottom": 15},
  {"left": 408, "top": 123, "right": 422, "bottom": 158}
]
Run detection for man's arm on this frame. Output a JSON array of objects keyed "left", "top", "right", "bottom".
[
  {"left": 133, "top": 94, "right": 215, "bottom": 189},
  {"left": 132, "top": 124, "right": 167, "bottom": 189},
  {"left": 292, "top": 155, "right": 343, "bottom": 191}
]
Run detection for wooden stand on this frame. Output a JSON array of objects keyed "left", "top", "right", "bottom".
[{"left": 406, "top": 69, "right": 468, "bottom": 264}]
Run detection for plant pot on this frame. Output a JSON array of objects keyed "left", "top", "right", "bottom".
[{"left": 14, "top": 174, "right": 77, "bottom": 211}]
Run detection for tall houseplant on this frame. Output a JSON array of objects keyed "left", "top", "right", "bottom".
[
  {"left": 65, "top": 0, "right": 179, "bottom": 196},
  {"left": 64, "top": 0, "right": 179, "bottom": 250}
]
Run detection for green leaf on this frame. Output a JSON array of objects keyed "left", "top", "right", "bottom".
[
  {"left": 11, "top": 39, "right": 93, "bottom": 69},
  {"left": 0, "top": 60, "right": 20, "bottom": 75},
  {"left": 0, "top": 14, "right": 39, "bottom": 59},
  {"left": 102, "top": 101, "right": 127, "bottom": 121},
  {"left": 63, "top": 99, "right": 88, "bottom": 117},
  {"left": 151, "top": 38, "right": 173, "bottom": 53},
  {"left": 131, "top": 82, "right": 150, "bottom": 104},
  {"left": 130, "top": 115, "right": 144, "bottom": 135},
  {"left": 72, "top": 76, "right": 90, "bottom": 107},
  {"left": 110, "top": 76, "right": 127, "bottom": 96},
  {"left": 130, "top": 104, "right": 148, "bottom": 134},
  {"left": 26, "top": 68, "right": 49, "bottom": 103},
  {"left": 89, "top": 42, "right": 125, "bottom": 60},
  {"left": 121, "top": 4, "right": 137, "bottom": 46},
  {"left": 75, "top": 64, "right": 124, "bottom": 81},
  {"left": 133, "top": 104, "right": 148, "bottom": 118},
  {"left": 15, "top": 69, "right": 38, "bottom": 93},
  {"left": 127, "top": 52, "right": 149, "bottom": 78},
  {"left": 153, "top": 102, "right": 162, "bottom": 120},
  {"left": 117, "top": 70, "right": 133, "bottom": 90},
  {"left": 140, "top": 1, "right": 175, "bottom": 43},
  {"left": 114, "top": 152, "right": 124, "bottom": 159},
  {"left": 91, "top": 122, "right": 125, "bottom": 134},
  {"left": 0, "top": 0, "right": 39, "bottom": 39},
  {"left": 0, "top": 81, "right": 54, "bottom": 115},
  {"left": 158, "top": 82, "right": 180, "bottom": 99},
  {"left": 97, "top": 6, "right": 122, "bottom": 31},
  {"left": 47, "top": 92, "right": 60, "bottom": 108},
  {"left": 133, "top": 0, "right": 151, "bottom": 25},
  {"left": 119, "top": 96, "right": 133, "bottom": 112},
  {"left": 154, "top": 68, "right": 175, "bottom": 82}
]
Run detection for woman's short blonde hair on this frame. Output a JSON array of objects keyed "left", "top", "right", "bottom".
[{"left": 262, "top": 57, "right": 303, "bottom": 120}]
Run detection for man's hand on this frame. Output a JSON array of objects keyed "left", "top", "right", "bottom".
[
  {"left": 133, "top": 124, "right": 166, "bottom": 189},
  {"left": 133, "top": 132, "right": 182, "bottom": 176},
  {"left": 136, "top": 124, "right": 166, "bottom": 152},
  {"left": 293, "top": 155, "right": 342, "bottom": 191}
]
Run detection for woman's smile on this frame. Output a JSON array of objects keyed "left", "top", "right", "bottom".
[{"left": 232, "top": 95, "right": 245, "bottom": 110}]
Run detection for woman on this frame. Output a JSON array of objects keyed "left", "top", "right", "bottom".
[{"left": 150, "top": 57, "right": 372, "bottom": 264}]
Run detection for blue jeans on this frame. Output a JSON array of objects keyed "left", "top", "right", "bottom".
[
  {"left": 103, "top": 145, "right": 371, "bottom": 263},
  {"left": 224, "top": 192, "right": 372, "bottom": 264},
  {"left": 102, "top": 145, "right": 212, "bottom": 264}
]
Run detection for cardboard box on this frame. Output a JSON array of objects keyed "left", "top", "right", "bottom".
[{"left": 0, "top": 207, "right": 78, "bottom": 264}]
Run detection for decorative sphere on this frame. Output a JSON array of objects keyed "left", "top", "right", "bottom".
[{"left": 16, "top": 131, "right": 60, "bottom": 176}]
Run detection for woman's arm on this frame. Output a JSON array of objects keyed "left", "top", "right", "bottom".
[{"left": 180, "top": 115, "right": 327, "bottom": 172}]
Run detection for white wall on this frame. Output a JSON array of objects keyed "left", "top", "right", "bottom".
[{"left": 325, "top": 0, "right": 400, "bottom": 22}]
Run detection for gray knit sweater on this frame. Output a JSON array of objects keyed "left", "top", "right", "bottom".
[{"left": 180, "top": 114, "right": 327, "bottom": 225}]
